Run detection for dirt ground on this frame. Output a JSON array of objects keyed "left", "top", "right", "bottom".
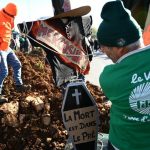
[{"left": 0, "top": 49, "right": 110, "bottom": 150}]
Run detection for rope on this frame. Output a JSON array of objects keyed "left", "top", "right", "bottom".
[
  {"left": 19, "top": 21, "right": 34, "bottom": 35},
  {"left": 17, "top": 21, "right": 93, "bottom": 58}
]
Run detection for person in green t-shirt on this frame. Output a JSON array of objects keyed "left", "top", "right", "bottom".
[{"left": 97, "top": 1, "right": 150, "bottom": 150}]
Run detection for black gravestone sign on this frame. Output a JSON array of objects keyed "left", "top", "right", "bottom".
[{"left": 62, "top": 82, "right": 99, "bottom": 150}]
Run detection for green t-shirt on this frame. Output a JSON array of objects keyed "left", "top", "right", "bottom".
[{"left": 100, "top": 46, "right": 150, "bottom": 150}]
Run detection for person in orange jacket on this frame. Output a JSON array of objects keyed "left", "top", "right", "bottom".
[{"left": 0, "top": 3, "right": 31, "bottom": 103}]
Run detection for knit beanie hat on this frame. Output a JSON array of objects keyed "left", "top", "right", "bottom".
[
  {"left": 97, "top": 0, "right": 142, "bottom": 47},
  {"left": 3, "top": 3, "right": 17, "bottom": 17}
]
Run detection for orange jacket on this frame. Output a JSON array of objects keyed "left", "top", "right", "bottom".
[
  {"left": 143, "top": 24, "right": 150, "bottom": 46},
  {"left": 0, "top": 10, "right": 14, "bottom": 50}
]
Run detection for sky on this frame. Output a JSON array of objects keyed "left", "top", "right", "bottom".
[{"left": 0, "top": 0, "right": 110, "bottom": 30}]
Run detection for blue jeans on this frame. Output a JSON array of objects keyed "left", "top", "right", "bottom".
[{"left": 0, "top": 48, "right": 23, "bottom": 94}]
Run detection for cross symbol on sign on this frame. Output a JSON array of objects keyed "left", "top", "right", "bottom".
[{"left": 72, "top": 89, "right": 81, "bottom": 105}]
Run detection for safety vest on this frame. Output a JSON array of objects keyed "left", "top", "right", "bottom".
[{"left": 143, "top": 4, "right": 150, "bottom": 45}]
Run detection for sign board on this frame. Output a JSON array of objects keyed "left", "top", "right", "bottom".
[
  {"left": 62, "top": 82, "right": 99, "bottom": 150},
  {"left": 35, "top": 21, "right": 89, "bottom": 74}
]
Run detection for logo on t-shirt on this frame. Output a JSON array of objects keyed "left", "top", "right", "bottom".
[{"left": 129, "top": 82, "right": 150, "bottom": 115}]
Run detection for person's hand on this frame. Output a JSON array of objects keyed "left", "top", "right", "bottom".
[{"left": 89, "top": 53, "right": 93, "bottom": 61}]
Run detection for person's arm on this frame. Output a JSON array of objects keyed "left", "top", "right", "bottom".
[
  {"left": 0, "top": 23, "right": 10, "bottom": 50},
  {"left": 85, "top": 37, "right": 93, "bottom": 61},
  {"left": 0, "top": 23, "right": 3, "bottom": 47},
  {"left": 0, "top": 37, "right": 2, "bottom": 45}
]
